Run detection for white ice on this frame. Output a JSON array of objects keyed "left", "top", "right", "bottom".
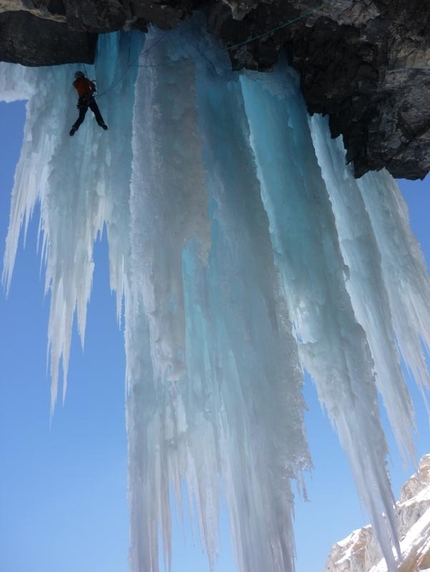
[{"left": 2, "top": 16, "right": 430, "bottom": 572}]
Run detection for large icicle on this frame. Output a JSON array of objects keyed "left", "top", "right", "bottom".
[
  {"left": 309, "top": 114, "right": 416, "bottom": 461},
  {"left": 126, "top": 24, "right": 310, "bottom": 572},
  {"left": 357, "top": 170, "right": 430, "bottom": 402},
  {"left": 240, "top": 65, "right": 400, "bottom": 569},
  {"left": 2, "top": 17, "right": 430, "bottom": 572}
]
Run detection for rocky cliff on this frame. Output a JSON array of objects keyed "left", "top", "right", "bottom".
[
  {"left": 1, "top": 0, "right": 430, "bottom": 180},
  {"left": 324, "top": 455, "right": 430, "bottom": 572}
]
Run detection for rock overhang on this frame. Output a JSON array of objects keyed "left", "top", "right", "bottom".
[{"left": 2, "top": 0, "right": 430, "bottom": 180}]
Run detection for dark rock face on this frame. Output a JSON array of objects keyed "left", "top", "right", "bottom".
[
  {"left": 208, "top": 0, "right": 430, "bottom": 179},
  {"left": 288, "top": 1, "right": 430, "bottom": 179},
  {"left": 0, "top": 11, "right": 96, "bottom": 66},
  {"left": 1, "top": 0, "right": 430, "bottom": 179}
]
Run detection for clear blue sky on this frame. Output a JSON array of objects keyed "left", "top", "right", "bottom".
[{"left": 0, "top": 99, "right": 429, "bottom": 572}]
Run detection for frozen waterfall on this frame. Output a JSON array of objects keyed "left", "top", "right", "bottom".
[{"left": 2, "top": 17, "right": 430, "bottom": 572}]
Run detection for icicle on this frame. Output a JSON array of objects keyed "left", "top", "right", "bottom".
[
  {"left": 240, "top": 63, "right": 400, "bottom": 568},
  {"left": 358, "top": 170, "right": 430, "bottom": 406},
  {"left": 309, "top": 114, "right": 416, "bottom": 462},
  {"left": 124, "top": 21, "right": 312, "bottom": 572}
]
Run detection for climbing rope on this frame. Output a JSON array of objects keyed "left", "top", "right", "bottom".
[
  {"left": 95, "top": 30, "right": 172, "bottom": 98},
  {"left": 131, "top": 0, "right": 333, "bottom": 69},
  {"left": 217, "top": 0, "right": 333, "bottom": 54},
  {"left": 93, "top": 0, "right": 333, "bottom": 95}
]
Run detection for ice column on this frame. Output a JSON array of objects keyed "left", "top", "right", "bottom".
[
  {"left": 127, "top": 24, "right": 310, "bottom": 572},
  {"left": 241, "top": 64, "right": 401, "bottom": 568}
]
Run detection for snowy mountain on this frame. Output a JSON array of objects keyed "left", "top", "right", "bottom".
[{"left": 325, "top": 455, "right": 430, "bottom": 572}]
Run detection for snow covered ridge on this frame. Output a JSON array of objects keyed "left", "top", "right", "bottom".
[
  {"left": 2, "top": 19, "right": 430, "bottom": 572},
  {"left": 325, "top": 455, "right": 430, "bottom": 572}
]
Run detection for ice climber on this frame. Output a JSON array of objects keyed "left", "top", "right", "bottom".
[{"left": 69, "top": 71, "right": 108, "bottom": 136}]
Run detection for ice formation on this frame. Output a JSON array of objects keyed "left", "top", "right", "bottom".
[{"left": 2, "top": 17, "right": 430, "bottom": 572}]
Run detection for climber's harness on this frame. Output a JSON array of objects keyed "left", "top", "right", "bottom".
[{"left": 77, "top": 94, "right": 95, "bottom": 109}]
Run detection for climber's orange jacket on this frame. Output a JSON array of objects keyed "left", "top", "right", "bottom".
[{"left": 73, "top": 77, "right": 96, "bottom": 98}]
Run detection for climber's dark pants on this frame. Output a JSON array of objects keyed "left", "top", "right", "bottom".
[{"left": 72, "top": 97, "right": 106, "bottom": 131}]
